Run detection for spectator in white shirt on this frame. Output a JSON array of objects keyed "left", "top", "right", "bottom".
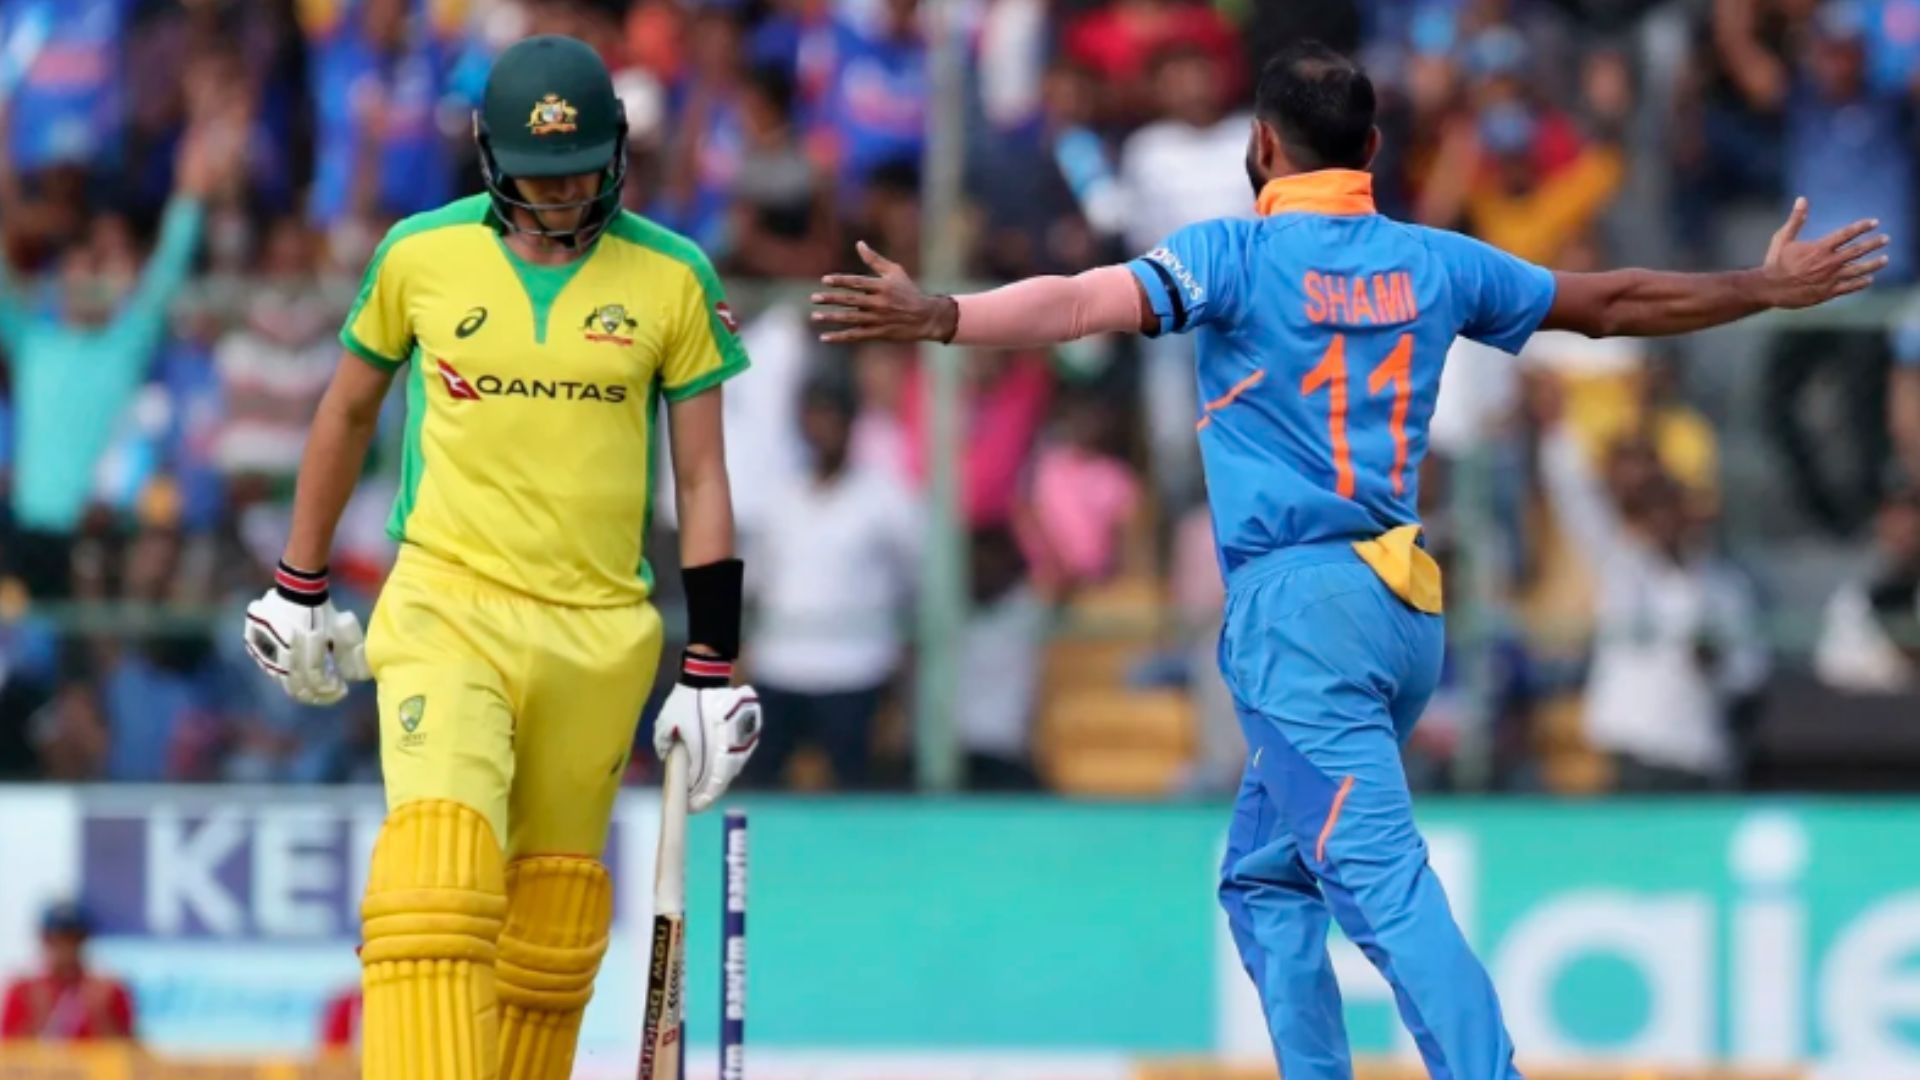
[
  {"left": 1536, "top": 390, "right": 1767, "bottom": 790},
  {"left": 743, "top": 375, "right": 920, "bottom": 788},
  {"left": 1816, "top": 487, "right": 1920, "bottom": 693},
  {"left": 1116, "top": 42, "right": 1256, "bottom": 258}
]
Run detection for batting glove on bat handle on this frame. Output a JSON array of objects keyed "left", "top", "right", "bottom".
[{"left": 653, "top": 657, "right": 762, "bottom": 813}]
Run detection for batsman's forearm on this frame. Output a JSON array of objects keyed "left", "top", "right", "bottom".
[
  {"left": 676, "top": 470, "right": 736, "bottom": 570},
  {"left": 675, "top": 471, "right": 741, "bottom": 665},
  {"left": 664, "top": 390, "right": 740, "bottom": 665},
  {"left": 282, "top": 392, "right": 382, "bottom": 572}
]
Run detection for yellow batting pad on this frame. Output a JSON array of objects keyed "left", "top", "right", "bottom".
[
  {"left": 496, "top": 857, "right": 615, "bottom": 1080},
  {"left": 360, "top": 800, "right": 507, "bottom": 1080}
]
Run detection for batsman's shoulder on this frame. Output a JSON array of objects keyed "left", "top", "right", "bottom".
[{"left": 605, "top": 210, "right": 726, "bottom": 296}]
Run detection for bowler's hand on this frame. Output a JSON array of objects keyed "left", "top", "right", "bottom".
[
  {"left": 811, "top": 241, "right": 958, "bottom": 344},
  {"left": 1759, "top": 197, "right": 1891, "bottom": 309}
]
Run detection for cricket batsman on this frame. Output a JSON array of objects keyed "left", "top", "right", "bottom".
[
  {"left": 240, "top": 35, "right": 761, "bottom": 1080},
  {"left": 813, "top": 41, "right": 1885, "bottom": 1080}
]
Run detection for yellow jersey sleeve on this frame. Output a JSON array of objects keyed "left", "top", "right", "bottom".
[
  {"left": 340, "top": 228, "right": 416, "bottom": 372},
  {"left": 660, "top": 247, "right": 750, "bottom": 402}
]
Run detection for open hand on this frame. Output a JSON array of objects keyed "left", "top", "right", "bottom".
[
  {"left": 1760, "top": 197, "right": 1890, "bottom": 309},
  {"left": 810, "top": 241, "right": 957, "bottom": 344}
]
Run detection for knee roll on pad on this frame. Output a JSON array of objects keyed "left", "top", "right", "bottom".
[
  {"left": 495, "top": 857, "right": 613, "bottom": 1080},
  {"left": 360, "top": 799, "right": 507, "bottom": 1080}
]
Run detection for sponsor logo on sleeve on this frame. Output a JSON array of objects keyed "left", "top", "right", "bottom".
[{"left": 1146, "top": 246, "right": 1206, "bottom": 306}]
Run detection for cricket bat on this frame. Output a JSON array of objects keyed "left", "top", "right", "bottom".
[{"left": 638, "top": 742, "right": 689, "bottom": 1080}]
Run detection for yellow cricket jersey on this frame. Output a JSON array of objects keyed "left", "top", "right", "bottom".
[{"left": 340, "top": 194, "right": 749, "bottom": 607}]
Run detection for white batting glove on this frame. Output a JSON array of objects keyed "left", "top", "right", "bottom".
[
  {"left": 653, "top": 656, "right": 761, "bottom": 813},
  {"left": 242, "top": 563, "right": 372, "bottom": 707}
]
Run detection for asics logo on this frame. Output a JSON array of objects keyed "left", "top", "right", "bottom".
[{"left": 455, "top": 307, "right": 488, "bottom": 338}]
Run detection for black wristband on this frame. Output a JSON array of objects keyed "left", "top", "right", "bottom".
[
  {"left": 274, "top": 561, "right": 329, "bottom": 607},
  {"left": 681, "top": 557, "right": 743, "bottom": 665}
]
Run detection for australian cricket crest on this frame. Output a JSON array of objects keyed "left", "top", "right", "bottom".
[
  {"left": 527, "top": 94, "right": 578, "bottom": 135},
  {"left": 583, "top": 302, "right": 638, "bottom": 346},
  {"left": 398, "top": 695, "right": 426, "bottom": 747}
]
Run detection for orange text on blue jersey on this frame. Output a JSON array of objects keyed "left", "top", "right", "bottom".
[{"left": 1303, "top": 271, "right": 1419, "bottom": 326}]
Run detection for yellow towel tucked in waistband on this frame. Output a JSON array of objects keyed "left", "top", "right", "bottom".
[{"left": 1351, "top": 524, "right": 1444, "bottom": 614}]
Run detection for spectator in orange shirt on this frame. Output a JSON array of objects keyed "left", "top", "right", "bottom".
[
  {"left": 0, "top": 901, "right": 135, "bottom": 1043},
  {"left": 1416, "top": 26, "right": 1628, "bottom": 266}
]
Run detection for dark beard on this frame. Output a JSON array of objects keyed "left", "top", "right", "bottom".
[{"left": 1245, "top": 152, "right": 1266, "bottom": 198}]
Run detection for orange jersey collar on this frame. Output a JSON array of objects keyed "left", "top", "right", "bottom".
[{"left": 1255, "top": 169, "right": 1377, "bottom": 217}]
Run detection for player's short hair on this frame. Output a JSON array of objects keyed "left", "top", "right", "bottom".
[{"left": 1254, "top": 40, "right": 1376, "bottom": 171}]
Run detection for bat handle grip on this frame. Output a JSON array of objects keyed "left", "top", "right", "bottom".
[{"left": 654, "top": 742, "right": 689, "bottom": 917}]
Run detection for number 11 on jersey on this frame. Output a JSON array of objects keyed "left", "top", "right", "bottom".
[{"left": 1299, "top": 332, "right": 1414, "bottom": 499}]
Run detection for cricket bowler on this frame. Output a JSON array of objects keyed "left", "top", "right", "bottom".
[
  {"left": 813, "top": 41, "right": 1884, "bottom": 1080},
  {"left": 241, "top": 35, "right": 762, "bottom": 1080}
]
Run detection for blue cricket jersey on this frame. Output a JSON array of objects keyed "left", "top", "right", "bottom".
[{"left": 1127, "top": 169, "right": 1557, "bottom": 584}]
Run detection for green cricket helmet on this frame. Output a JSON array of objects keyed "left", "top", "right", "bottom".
[{"left": 474, "top": 34, "right": 628, "bottom": 246}]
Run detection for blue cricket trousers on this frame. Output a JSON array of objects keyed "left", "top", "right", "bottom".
[{"left": 1215, "top": 542, "right": 1523, "bottom": 1080}]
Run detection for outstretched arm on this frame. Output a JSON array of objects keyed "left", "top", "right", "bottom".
[
  {"left": 812, "top": 242, "right": 1156, "bottom": 346},
  {"left": 107, "top": 123, "right": 231, "bottom": 344},
  {"left": 1543, "top": 198, "right": 1888, "bottom": 338}
]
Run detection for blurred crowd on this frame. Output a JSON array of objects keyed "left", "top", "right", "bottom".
[{"left": 0, "top": 0, "right": 1916, "bottom": 796}]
